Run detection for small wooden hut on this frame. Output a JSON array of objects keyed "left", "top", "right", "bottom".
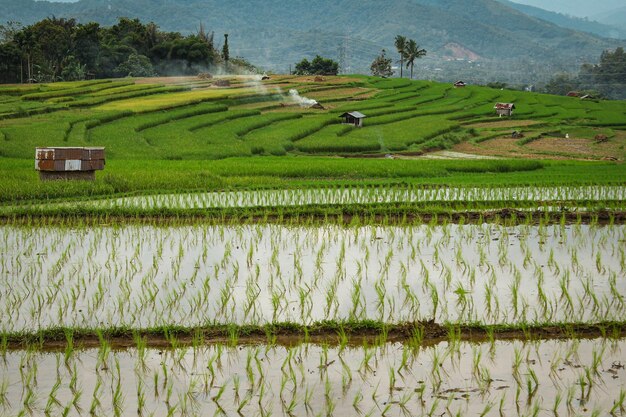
[
  {"left": 35, "top": 147, "right": 105, "bottom": 180},
  {"left": 453, "top": 80, "right": 467, "bottom": 88},
  {"left": 339, "top": 111, "right": 366, "bottom": 127},
  {"left": 494, "top": 103, "right": 515, "bottom": 117}
]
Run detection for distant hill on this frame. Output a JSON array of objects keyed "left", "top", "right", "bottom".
[
  {"left": 2, "top": 0, "right": 623, "bottom": 83},
  {"left": 592, "top": 6, "right": 626, "bottom": 30},
  {"left": 507, "top": 0, "right": 624, "bottom": 18},
  {"left": 500, "top": 1, "right": 626, "bottom": 39}
]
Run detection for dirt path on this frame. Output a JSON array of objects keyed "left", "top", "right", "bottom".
[
  {"left": 454, "top": 131, "right": 626, "bottom": 161},
  {"left": 2, "top": 209, "right": 626, "bottom": 227},
  {"left": 465, "top": 119, "right": 542, "bottom": 129}
]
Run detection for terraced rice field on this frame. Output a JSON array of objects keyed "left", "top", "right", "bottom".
[
  {"left": 1, "top": 221, "right": 625, "bottom": 416},
  {"left": 1, "top": 75, "right": 625, "bottom": 161},
  {"left": 1, "top": 339, "right": 625, "bottom": 417},
  {"left": 1, "top": 75, "right": 625, "bottom": 417},
  {"left": 60, "top": 185, "right": 626, "bottom": 211},
  {"left": 2, "top": 222, "right": 625, "bottom": 331}
]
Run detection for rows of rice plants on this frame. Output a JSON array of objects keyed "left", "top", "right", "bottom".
[
  {"left": 43, "top": 184, "right": 622, "bottom": 213},
  {"left": 88, "top": 83, "right": 170, "bottom": 97},
  {"left": 95, "top": 86, "right": 258, "bottom": 112},
  {"left": 242, "top": 115, "right": 338, "bottom": 155},
  {"left": 295, "top": 124, "right": 381, "bottom": 153},
  {"left": 67, "top": 85, "right": 190, "bottom": 108},
  {"left": 21, "top": 80, "right": 134, "bottom": 101},
  {"left": 1, "top": 221, "right": 624, "bottom": 331},
  {"left": 2, "top": 76, "right": 626, "bottom": 161},
  {"left": 1, "top": 75, "right": 625, "bottom": 417},
  {"left": 1, "top": 338, "right": 624, "bottom": 416}
]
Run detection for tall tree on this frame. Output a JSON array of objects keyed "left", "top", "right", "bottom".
[
  {"left": 25, "top": 18, "right": 76, "bottom": 80},
  {"left": 370, "top": 49, "right": 393, "bottom": 78},
  {"left": 115, "top": 53, "right": 155, "bottom": 77},
  {"left": 13, "top": 29, "right": 35, "bottom": 82},
  {"left": 544, "top": 73, "right": 580, "bottom": 96},
  {"left": 404, "top": 39, "right": 426, "bottom": 79},
  {"left": 73, "top": 22, "right": 101, "bottom": 74},
  {"left": 0, "top": 21, "right": 22, "bottom": 43},
  {"left": 197, "top": 23, "right": 214, "bottom": 51},
  {"left": 0, "top": 42, "right": 22, "bottom": 83},
  {"left": 294, "top": 58, "right": 311, "bottom": 75},
  {"left": 0, "top": 17, "right": 247, "bottom": 82},
  {"left": 294, "top": 55, "right": 338, "bottom": 75},
  {"left": 394, "top": 35, "right": 407, "bottom": 78},
  {"left": 222, "top": 33, "right": 229, "bottom": 62}
]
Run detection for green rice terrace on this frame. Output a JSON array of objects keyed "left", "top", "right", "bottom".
[{"left": 1, "top": 75, "right": 626, "bottom": 417}]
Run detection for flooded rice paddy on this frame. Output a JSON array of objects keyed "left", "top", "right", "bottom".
[
  {"left": 22, "top": 185, "right": 626, "bottom": 211},
  {"left": 1, "top": 338, "right": 625, "bottom": 416},
  {"left": 1, "top": 223, "right": 624, "bottom": 332}
]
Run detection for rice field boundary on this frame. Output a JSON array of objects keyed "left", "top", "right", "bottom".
[{"left": 3, "top": 320, "right": 625, "bottom": 351}]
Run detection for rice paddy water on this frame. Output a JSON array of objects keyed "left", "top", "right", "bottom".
[
  {"left": 0, "top": 339, "right": 624, "bottom": 416},
  {"left": 1, "top": 223, "right": 624, "bottom": 332}
]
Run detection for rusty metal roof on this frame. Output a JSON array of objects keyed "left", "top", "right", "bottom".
[
  {"left": 339, "top": 111, "right": 367, "bottom": 119},
  {"left": 35, "top": 147, "right": 105, "bottom": 172},
  {"left": 494, "top": 103, "right": 515, "bottom": 109}
]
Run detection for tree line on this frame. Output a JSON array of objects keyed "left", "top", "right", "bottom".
[
  {"left": 293, "top": 55, "right": 339, "bottom": 76},
  {"left": 545, "top": 47, "right": 626, "bottom": 100},
  {"left": 0, "top": 17, "right": 252, "bottom": 84},
  {"left": 370, "top": 35, "right": 427, "bottom": 79}
]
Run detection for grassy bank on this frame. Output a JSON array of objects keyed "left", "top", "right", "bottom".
[{"left": 1, "top": 157, "right": 624, "bottom": 205}]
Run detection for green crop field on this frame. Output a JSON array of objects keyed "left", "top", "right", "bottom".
[
  {"left": 0, "top": 74, "right": 624, "bottom": 211},
  {"left": 1, "top": 75, "right": 626, "bottom": 417}
]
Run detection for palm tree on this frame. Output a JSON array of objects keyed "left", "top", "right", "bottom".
[
  {"left": 394, "top": 35, "right": 407, "bottom": 78},
  {"left": 404, "top": 39, "right": 427, "bottom": 80}
]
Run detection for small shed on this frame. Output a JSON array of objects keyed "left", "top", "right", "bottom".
[
  {"left": 36, "top": 147, "right": 105, "bottom": 180},
  {"left": 339, "top": 111, "right": 366, "bottom": 127},
  {"left": 494, "top": 103, "right": 515, "bottom": 117},
  {"left": 454, "top": 80, "right": 467, "bottom": 88}
]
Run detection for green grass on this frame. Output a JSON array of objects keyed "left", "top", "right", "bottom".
[
  {"left": 1, "top": 156, "right": 625, "bottom": 205},
  {"left": 21, "top": 80, "right": 134, "bottom": 101},
  {"left": 0, "top": 75, "right": 624, "bottom": 207}
]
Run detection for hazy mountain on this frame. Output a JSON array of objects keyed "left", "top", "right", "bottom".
[
  {"left": 2, "top": 0, "right": 623, "bottom": 83},
  {"left": 500, "top": 0, "right": 626, "bottom": 39},
  {"left": 592, "top": 6, "right": 626, "bottom": 29},
  {"left": 507, "top": 0, "right": 624, "bottom": 18}
]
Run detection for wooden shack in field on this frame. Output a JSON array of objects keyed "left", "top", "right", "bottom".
[
  {"left": 339, "top": 111, "right": 366, "bottom": 127},
  {"left": 453, "top": 80, "right": 467, "bottom": 88},
  {"left": 36, "top": 147, "right": 105, "bottom": 180},
  {"left": 494, "top": 103, "right": 515, "bottom": 117}
]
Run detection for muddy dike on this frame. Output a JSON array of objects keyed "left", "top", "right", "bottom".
[
  {"left": 2, "top": 208, "right": 626, "bottom": 227},
  {"left": 3, "top": 321, "right": 626, "bottom": 351}
]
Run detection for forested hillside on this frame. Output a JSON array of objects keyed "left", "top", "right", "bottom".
[{"left": 1, "top": 0, "right": 622, "bottom": 83}]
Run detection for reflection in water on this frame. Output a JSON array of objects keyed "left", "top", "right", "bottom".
[
  {"left": 1, "top": 223, "right": 625, "bottom": 331},
  {"left": 1, "top": 339, "right": 625, "bottom": 417}
]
